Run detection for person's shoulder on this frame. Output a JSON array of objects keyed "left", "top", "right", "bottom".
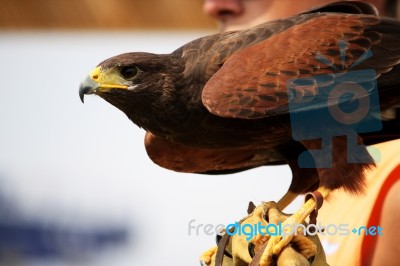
[
  {"left": 382, "top": 180, "right": 400, "bottom": 216},
  {"left": 371, "top": 180, "right": 400, "bottom": 265}
]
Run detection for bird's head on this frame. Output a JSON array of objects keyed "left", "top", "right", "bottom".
[{"left": 79, "top": 52, "right": 182, "bottom": 130}]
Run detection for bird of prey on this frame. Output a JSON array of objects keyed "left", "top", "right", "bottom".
[{"left": 79, "top": 1, "right": 400, "bottom": 265}]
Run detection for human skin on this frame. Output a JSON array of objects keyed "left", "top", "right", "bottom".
[{"left": 203, "top": 0, "right": 389, "bottom": 32}]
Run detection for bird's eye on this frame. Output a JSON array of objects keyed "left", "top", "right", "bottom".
[{"left": 120, "top": 66, "right": 138, "bottom": 79}]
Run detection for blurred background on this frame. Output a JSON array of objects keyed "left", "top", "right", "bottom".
[{"left": 0, "top": 0, "right": 301, "bottom": 265}]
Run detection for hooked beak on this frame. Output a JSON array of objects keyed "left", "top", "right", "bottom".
[
  {"left": 79, "top": 75, "right": 98, "bottom": 103},
  {"left": 79, "top": 66, "right": 129, "bottom": 103}
]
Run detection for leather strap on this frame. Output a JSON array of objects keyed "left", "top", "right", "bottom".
[
  {"left": 215, "top": 233, "right": 232, "bottom": 266},
  {"left": 247, "top": 201, "right": 256, "bottom": 214},
  {"left": 248, "top": 242, "right": 269, "bottom": 266},
  {"left": 304, "top": 191, "right": 324, "bottom": 232},
  {"left": 215, "top": 201, "right": 257, "bottom": 266}
]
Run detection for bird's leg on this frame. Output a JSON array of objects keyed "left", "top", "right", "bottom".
[
  {"left": 259, "top": 186, "right": 331, "bottom": 266},
  {"left": 276, "top": 190, "right": 298, "bottom": 210}
]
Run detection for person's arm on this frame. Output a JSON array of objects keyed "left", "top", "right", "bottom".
[{"left": 372, "top": 180, "right": 400, "bottom": 265}]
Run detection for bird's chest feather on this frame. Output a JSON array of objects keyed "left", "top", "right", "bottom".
[{"left": 144, "top": 101, "right": 292, "bottom": 150}]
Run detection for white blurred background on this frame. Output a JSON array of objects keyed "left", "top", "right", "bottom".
[{"left": 0, "top": 30, "right": 302, "bottom": 266}]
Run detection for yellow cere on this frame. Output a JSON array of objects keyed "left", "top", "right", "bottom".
[{"left": 89, "top": 66, "right": 128, "bottom": 90}]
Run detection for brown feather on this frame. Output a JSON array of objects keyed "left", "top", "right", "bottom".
[
  {"left": 201, "top": 14, "right": 385, "bottom": 119},
  {"left": 82, "top": 2, "right": 400, "bottom": 197}
]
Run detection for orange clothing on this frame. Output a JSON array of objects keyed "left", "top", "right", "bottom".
[{"left": 318, "top": 139, "right": 400, "bottom": 265}]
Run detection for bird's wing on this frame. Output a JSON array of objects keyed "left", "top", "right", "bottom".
[
  {"left": 144, "top": 132, "right": 285, "bottom": 174},
  {"left": 201, "top": 14, "right": 400, "bottom": 119}
]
